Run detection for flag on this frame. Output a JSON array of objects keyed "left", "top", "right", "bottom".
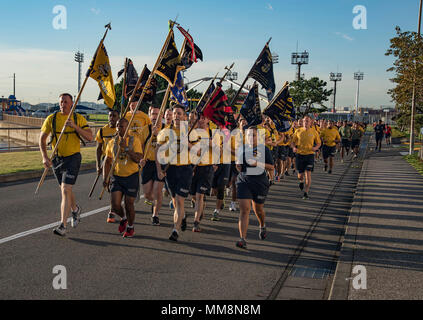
[
  {"left": 181, "top": 42, "right": 203, "bottom": 69},
  {"left": 263, "top": 84, "right": 295, "bottom": 132},
  {"left": 196, "top": 82, "right": 215, "bottom": 114},
  {"left": 87, "top": 41, "right": 116, "bottom": 109},
  {"left": 177, "top": 25, "right": 197, "bottom": 63},
  {"left": 170, "top": 72, "right": 188, "bottom": 109},
  {"left": 240, "top": 83, "right": 263, "bottom": 129},
  {"left": 249, "top": 46, "right": 275, "bottom": 101},
  {"left": 117, "top": 59, "right": 139, "bottom": 99},
  {"left": 118, "top": 64, "right": 157, "bottom": 103},
  {"left": 154, "top": 30, "right": 185, "bottom": 86},
  {"left": 203, "top": 84, "right": 234, "bottom": 129}
]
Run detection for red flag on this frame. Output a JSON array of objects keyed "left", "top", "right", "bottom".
[{"left": 177, "top": 25, "right": 197, "bottom": 63}]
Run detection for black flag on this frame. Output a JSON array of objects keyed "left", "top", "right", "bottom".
[
  {"left": 240, "top": 83, "right": 263, "bottom": 129},
  {"left": 263, "top": 84, "right": 295, "bottom": 132},
  {"left": 249, "top": 46, "right": 275, "bottom": 100}
]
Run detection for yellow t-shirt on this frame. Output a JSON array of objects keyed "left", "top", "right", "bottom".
[
  {"left": 157, "top": 127, "right": 191, "bottom": 166},
  {"left": 189, "top": 127, "right": 214, "bottom": 166},
  {"left": 41, "top": 112, "right": 89, "bottom": 157},
  {"left": 125, "top": 111, "right": 151, "bottom": 138},
  {"left": 292, "top": 127, "right": 321, "bottom": 155},
  {"left": 95, "top": 125, "right": 117, "bottom": 155},
  {"left": 320, "top": 127, "right": 341, "bottom": 147},
  {"left": 105, "top": 135, "right": 142, "bottom": 177},
  {"left": 138, "top": 124, "right": 157, "bottom": 161}
]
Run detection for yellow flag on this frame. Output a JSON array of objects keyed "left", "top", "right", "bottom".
[{"left": 88, "top": 41, "right": 116, "bottom": 109}]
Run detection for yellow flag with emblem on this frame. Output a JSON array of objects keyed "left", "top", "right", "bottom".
[{"left": 87, "top": 41, "right": 116, "bottom": 109}]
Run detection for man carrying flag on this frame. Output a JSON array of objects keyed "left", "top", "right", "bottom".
[{"left": 263, "top": 82, "right": 295, "bottom": 133}]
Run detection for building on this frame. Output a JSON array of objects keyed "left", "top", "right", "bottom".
[{"left": 0, "top": 95, "right": 25, "bottom": 115}]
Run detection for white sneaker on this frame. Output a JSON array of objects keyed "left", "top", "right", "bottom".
[
  {"left": 229, "top": 201, "right": 237, "bottom": 212},
  {"left": 71, "top": 205, "right": 81, "bottom": 228}
]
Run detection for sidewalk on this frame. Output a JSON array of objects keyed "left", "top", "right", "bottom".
[{"left": 330, "top": 139, "right": 423, "bottom": 299}]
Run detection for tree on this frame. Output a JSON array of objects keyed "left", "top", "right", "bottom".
[
  {"left": 289, "top": 77, "right": 333, "bottom": 117},
  {"left": 224, "top": 87, "right": 237, "bottom": 105},
  {"left": 112, "top": 79, "right": 123, "bottom": 112},
  {"left": 385, "top": 26, "right": 423, "bottom": 134}
]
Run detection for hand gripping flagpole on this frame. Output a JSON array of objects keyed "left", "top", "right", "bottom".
[
  {"left": 99, "top": 23, "right": 175, "bottom": 200},
  {"left": 35, "top": 23, "right": 112, "bottom": 195},
  {"left": 228, "top": 37, "right": 271, "bottom": 107}
]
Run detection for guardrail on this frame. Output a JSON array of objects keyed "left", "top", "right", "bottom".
[{"left": 0, "top": 126, "right": 103, "bottom": 153}]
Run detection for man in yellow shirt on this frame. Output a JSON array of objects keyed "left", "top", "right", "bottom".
[
  {"left": 125, "top": 99, "right": 152, "bottom": 138},
  {"left": 138, "top": 105, "right": 164, "bottom": 226},
  {"left": 291, "top": 116, "right": 321, "bottom": 200},
  {"left": 320, "top": 120, "right": 341, "bottom": 174},
  {"left": 39, "top": 93, "right": 93, "bottom": 236},
  {"left": 95, "top": 109, "right": 119, "bottom": 223},
  {"left": 103, "top": 118, "right": 142, "bottom": 238},
  {"left": 156, "top": 104, "right": 193, "bottom": 242}
]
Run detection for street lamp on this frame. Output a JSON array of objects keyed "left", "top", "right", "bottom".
[
  {"left": 354, "top": 71, "right": 364, "bottom": 117},
  {"left": 74, "top": 51, "right": 84, "bottom": 94},
  {"left": 330, "top": 72, "right": 342, "bottom": 113},
  {"left": 291, "top": 51, "right": 309, "bottom": 81}
]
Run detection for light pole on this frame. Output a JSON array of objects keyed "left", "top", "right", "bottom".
[
  {"left": 291, "top": 51, "right": 309, "bottom": 81},
  {"left": 354, "top": 71, "right": 364, "bottom": 118},
  {"left": 74, "top": 51, "right": 84, "bottom": 95},
  {"left": 272, "top": 52, "right": 279, "bottom": 64},
  {"left": 330, "top": 72, "right": 342, "bottom": 113},
  {"left": 409, "top": 0, "right": 422, "bottom": 155},
  {"left": 227, "top": 71, "right": 238, "bottom": 90}
]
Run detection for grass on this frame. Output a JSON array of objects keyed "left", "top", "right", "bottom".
[
  {"left": 88, "top": 114, "right": 108, "bottom": 122},
  {"left": 0, "top": 147, "right": 97, "bottom": 175},
  {"left": 404, "top": 154, "right": 423, "bottom": 176},
  {"left": 392, "top": 127, "right": 407, "bottom": 139}
]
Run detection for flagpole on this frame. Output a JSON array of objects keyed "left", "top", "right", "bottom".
[
  {"left": 228, "top": 37, "right": 272, "bottom": 107},
  {"left": 99, "top": 23, "right": 175, "bottom": 200},
  {"left": 35, "top": 23, "right": 112, "bottom": 195},
  {"left": 120, "top": 58, "right": 128, "bottom": 116}
]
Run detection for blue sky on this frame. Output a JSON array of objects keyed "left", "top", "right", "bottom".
[{"left": 0, "top": 0, "right": 421, "bottom": 109}]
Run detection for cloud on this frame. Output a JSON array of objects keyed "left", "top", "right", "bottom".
[
  {"left": 335, "top": 32, "right": 354, "bottom": 41},
  {"left": 266, "top": 3, "right": 273, "bottom": 11},
  {"left": 91, "top": 8, "right": 100, "bottom": 15}
]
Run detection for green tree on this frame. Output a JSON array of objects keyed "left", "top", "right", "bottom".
[
  {"left": 289, "top": 77, "right": 333, "bottom": 117},
  {"left": 385, "top": 26, "right": 423, "bottom": 134},
  {"left": 112, "top": 79, "right": 123, "bottom": 112}
]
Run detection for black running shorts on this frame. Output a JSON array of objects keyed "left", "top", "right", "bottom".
[
  {"left": 110, "top": 172, "right": 139, "bottom": 198},
  {"left": 295, "top": 154, "right": 315, "bottom": 173},
  {"left": 236, "top": 180, "right": 269, "bottom": 204},
  {"left": 212, "top": 164, "right": 230, "bottom": 189},
  {"left": 190, "top": 165, "right": 214, "bottom": 195},
  {"left": 166, "top": 165, "right": 193, "bottom": 198},
  {"left": 341, "top": 139, "right": 351, "bottom": 149},
  {"left": 52, "top": 152, "right": 82, "bottom": 186},
  {"left": 141, "top": 160, "right": 165, "bottom": 184},
  {"left": 351, "top": 139, "right": 361, "bottom": 149},
  {"left": 322, "top": 145, "right": 336, "bottom": 159}
]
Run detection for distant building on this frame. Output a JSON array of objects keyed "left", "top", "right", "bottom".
[{"left": 0, "top": 95, "right": 25, "bottom": 115}]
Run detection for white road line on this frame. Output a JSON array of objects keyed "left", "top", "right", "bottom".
[{"left": 0, "top": 206, "right": 110, "bottom": 245}]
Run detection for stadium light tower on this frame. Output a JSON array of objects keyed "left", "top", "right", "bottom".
[
  {"left": 291, "top": 51, "right": 309, "bottom": 80},
  {"left": 272, "top": 52, "right": 279, "bottom": 64},
  {"left": 354, "top": 71, "right": 364, "bottom": 116},
  {"left": 227, "top": 71, "right": 238, "bottom": 90},
  {"left": 330, "top": 72, "right": 342, "bottom": 113},
  {"left": 74, "top": 51, "right": 84, "bottom": 93}
]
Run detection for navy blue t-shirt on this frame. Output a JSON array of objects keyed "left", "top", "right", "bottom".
[
  {"left": 237, "top": 146, "right": 274, "bottom": 186},
  {"left": 374, "top": 124, "right": 385, "bottom": 137}
]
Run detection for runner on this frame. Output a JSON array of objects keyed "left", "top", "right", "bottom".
[
  {"left": 39, "top": 93, "right": 93, "bottom": 236},
  {"left": 95, "top": 109, "right": 119, "bottom": 223},
  {"left": 156, "top": 104, "right": 193, "bottom": 242},
  {"left": 138, "top": 105, "right": 164, "bottom": 226},
  {"left": 338, "top": 120, "right": 352, "bottom": 162},
  {"left": 320, "top": 120, "right": 341, "bottom": 174},
  {"left": 291, "top": 116, "right": 321, "bottom": 199},
  {"left": 103, "top": 118, "right": 142, "bottom": 238},
  {"left": 351, "top": 122, "right": 364, "bottom": 159},
  {"left": 385, "top": 123, "right": 392, "bottom": 146},
  {"left": 189, "top": 113, "right": 215, "bottom": 232},
  {"left": 235, "top": 126, "right": 274, "bottom": 249},
  {"left": 374, "top": 120, "right": 385, "bottom": 152}
]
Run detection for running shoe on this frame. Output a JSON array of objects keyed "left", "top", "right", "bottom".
[
  {"left": 107, "top": 212, "right": 116, "bottom": 223},
  {"left": 169, "top": 230, "right": 179, "bottom": 242},
  {"left": 123, "top": 226, "right": 134, "bottom": 238},
  {"left": 229, "top": 201, "right": 237, "bottom": 212},
  {"left": 211, "top": 210, "right": 221, "bottom": 221},
  {"left": 71, "top": 205, "right": 81, "bottom": 228},
  {"left": 144, "top": 199, "right": 153, "bottom": 206},
  {"left": 118, "top": 218, "right": 128, "bottom": 233},
  {"left": 299, "top": 182, "right": 304, "bottom": 191},
  {"left": 236, "top": 238, "right": 247, "bottom": 249},
  {"left": 292, "top": 169, "right": 296, "bottom": 174},
  {"left": 285, "top": 171, "right": 290, "bottom": 176},
  {"left": 181, "top": 217, "right": 187, "bottom": 231},
  {"left": 328, "top": 169, "right": 332, "bottom": 174},
  {"left": 169, "top": 200, "right": 174, "bottom": 210},
  {"left": 259, "top": 227, "right": 267, "bottom": 240},
  {"left": 192, "top": 221, "right": 201, "bottom": 232},
  {"left": 53, "top": 223, "right": 66, "bottom": 236},
  {"left": 303, "top": 192, "right": 309, "bottom": 200},
  {"left": 324, "top": 164, "right": 328, "bottom": 172},
  {"left": 151, "top": 216, "right": 160, "bottom": 226}
]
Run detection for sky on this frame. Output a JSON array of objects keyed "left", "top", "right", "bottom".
[{"left": 0, "top": 0, "right": 421, "bottom": 109}]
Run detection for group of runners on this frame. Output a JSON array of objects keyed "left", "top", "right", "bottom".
[{"left": 39, "top": 93, "right": 367, "bottom": 249}]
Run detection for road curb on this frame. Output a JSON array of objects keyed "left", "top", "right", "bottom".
[
  {"left": 328, "top": 137, "right": 370, "bottom": 300},
  {"left": 0, "top": 163, "right": 96, "bottom": 184}
]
